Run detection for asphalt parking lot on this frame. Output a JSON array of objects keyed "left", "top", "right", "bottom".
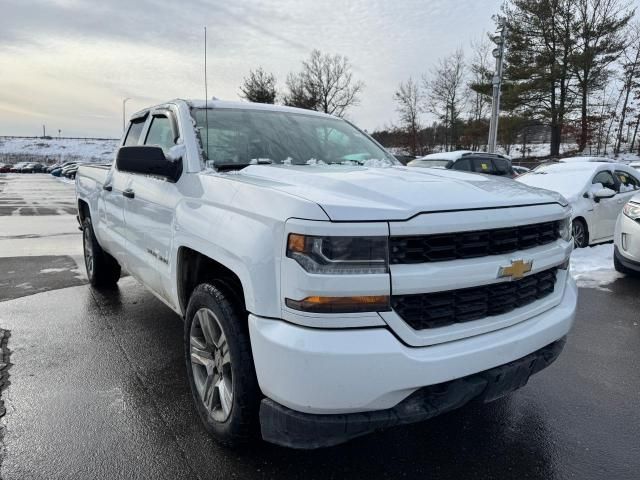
[{"left": 0, "top": 174, "right": 639, "bottom": 480}]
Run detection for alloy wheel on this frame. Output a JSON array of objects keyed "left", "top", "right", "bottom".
[{"left": 190, "top": 307, "right": 233, "bottom": 422}]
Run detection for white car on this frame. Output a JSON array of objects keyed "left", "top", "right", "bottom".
[
  {"left": 512, "top": 165, "right": 531, "bottom": 176},
  {"left": 75, "top": 99, "right": 576, "bottom": 448},
  {"left": 559, "top": 156, "right": 616, "bottom": 163},
  {"left": 614, "top": 193, "right": 640, "bottom": 275},
  {"left": 408, "top": 150, "right": 515, "bottom": 177},
  {"left": 517, "top": 162, "right": 640, "bottom": 247}
]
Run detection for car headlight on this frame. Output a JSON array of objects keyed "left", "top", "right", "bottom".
[
  {"left": 623, "top": 201, "right": 640, "bottom": 221},
  {"left": 287, "top": 234, "right": 389, "bottom": 274},
  {"left": 558, "top": 216, "right": 572, "bottom": 242}
]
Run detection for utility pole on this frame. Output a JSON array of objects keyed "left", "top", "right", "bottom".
[
  {"left": 122, "top": 97, "right": 132, "bottom": 135},
  {"left": 42, "top": 125, "right": 46, "bottom": 138},
  {"left": 487, "top": 19, "right": 507, "bottom": 153}
]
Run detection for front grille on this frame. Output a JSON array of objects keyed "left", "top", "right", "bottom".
[
  {"left": 391, "top": 268, "right": 558, "bottom": 330},
  {"left": 390, "top": 221, "right": 560, "bottom": 264}
]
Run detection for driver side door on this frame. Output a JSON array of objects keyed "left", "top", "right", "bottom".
[{"left": 590, "top": 170, "right": 619, "bottom": 242}]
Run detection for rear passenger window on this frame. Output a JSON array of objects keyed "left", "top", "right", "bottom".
[
  {"left": 145, "top": 115, "right": 176, "bottom": 152},
  {"left": 451, "top": 158, "right": 472, "bottom": 171},
  {"left": 615, "top": 171, "right": 640, "bottom": 192},
  {"left": 123, "top": 117, "right": 146, "bottom": 146},
  {"left": 472, "top": 158, "right": 495, "bottom": 174}
]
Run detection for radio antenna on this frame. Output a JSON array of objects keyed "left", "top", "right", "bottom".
[{"left": 204, "top": 26, "right": 210, "bottom": 162}]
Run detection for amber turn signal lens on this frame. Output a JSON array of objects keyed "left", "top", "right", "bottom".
[
  {"left": 287, "top": 233, "right": 307, "bottom": 253},
  {"left": 285, "top": 295, "right": 390, "bottom": 314}
]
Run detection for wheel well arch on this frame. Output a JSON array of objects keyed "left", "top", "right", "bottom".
[
  {"left": 77, "top": 199, "right": 90, "bottom": 222},
  {"left": 177, "top": 247, "right": 246, "bottom": 317}
]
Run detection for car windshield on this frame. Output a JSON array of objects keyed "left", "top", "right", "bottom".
[
  {"left": 408, "top": 159, "right": 451, "bottom": 168},
  {"left": 191, "top": 108, "right": 397, "bottom": 168}
]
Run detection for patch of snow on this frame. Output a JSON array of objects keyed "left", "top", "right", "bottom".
[
  {"left": 166, "top": 144, "right": 185, "bottom": 162},
  {"left": 358, "top": 158, "right": 394, "bottom": 168},
  {"left": 570, "top": 244, "right": 623, "bottom": 290},
  {"left": 0, "top": 137, "right": 118, "bottom": 163},
  {"left": 39, "top": 268, "right": 68, "bottom": 273},
  {"left": 306, "top": 158, "right": 327, "bottom": 166},
  {"left": 282, "top": 157, "right": 293, "bottom": 165}
]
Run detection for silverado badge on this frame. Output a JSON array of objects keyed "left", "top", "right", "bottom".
[{"left": 498, "top": 259, "right": 533, "bottom": 280}]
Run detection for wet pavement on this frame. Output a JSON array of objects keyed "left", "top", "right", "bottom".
[{"left": 0, "top": 174, "right": 639, "bottom": 479}]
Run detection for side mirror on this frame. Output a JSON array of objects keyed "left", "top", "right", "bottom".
[
  {"left": 593, "top": 187, "right": 616, "bottom": 202},
  {"left": 116, "top": 146, "right": 182, "bottom": 182}
]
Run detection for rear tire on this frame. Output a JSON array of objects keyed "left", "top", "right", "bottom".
[
  {"left": 184, "top": 283, "right": 260, "bottom": 447},
  {"left": 572, "top": 219, "right": 589, "bottom": 248},
  {"left": 82, "top": 216, "right": 121, "bottom": 288}
]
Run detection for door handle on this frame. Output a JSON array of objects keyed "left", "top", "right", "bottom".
[
  {"left": 103, "top": 184, "right": 113, "bottom": 192},
  {"left": 122, "top": 189, "right": 135, "bottom": 199}
]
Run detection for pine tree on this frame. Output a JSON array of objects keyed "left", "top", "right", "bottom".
[{"left": 239, "top": 67, "right": 277, "bottom": 104}]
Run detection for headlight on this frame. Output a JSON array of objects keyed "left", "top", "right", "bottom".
[
  {"left": 558, "top": 216, "right": 572, "bottom": 242},
  {"left": 623, "top": 202, "right": 640, "bottom": 220},
  {"left": 287, "top": 234, "right": 389, "bottom": 274}
]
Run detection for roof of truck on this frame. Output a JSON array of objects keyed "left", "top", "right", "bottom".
[{"left": 131, "top": 98, "right": 335, "bottom": 120}]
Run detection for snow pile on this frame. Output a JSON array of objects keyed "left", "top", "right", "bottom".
[
  {"left": 0, "top": 137, "right": 119, "bottom": 162},
  {"left": 570, "top": 244, "right": 623, "bottom": 290}
]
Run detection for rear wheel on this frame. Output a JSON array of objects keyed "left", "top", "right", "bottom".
[
  {"left": 184, "top": 283, "right": 260, "bottom": 447},
  {"left": 82, "top": 216, "right": 121, "bottom": 288},
  {"left": 572, "top": 219, "right": 589, "bottom": 248}
]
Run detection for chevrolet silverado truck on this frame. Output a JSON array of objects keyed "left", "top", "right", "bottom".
[{"left": 75, "top": 99, "right": 577, "bottom": 449}]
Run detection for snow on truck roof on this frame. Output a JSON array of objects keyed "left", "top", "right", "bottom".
[{"left": 131, "top": 99, "right": 335, "bottom": 119}]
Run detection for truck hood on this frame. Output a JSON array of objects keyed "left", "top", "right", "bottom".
[{"left": 231, "top": 165, "right": 566, "bottom": 221}]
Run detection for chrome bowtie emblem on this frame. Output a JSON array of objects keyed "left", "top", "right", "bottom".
[{"left": 498, "top": 259, "right": 533, "bottom": 280}]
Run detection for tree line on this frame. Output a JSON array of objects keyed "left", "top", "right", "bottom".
[{"left": 239, "top": 0, "right": 640, "bottom": 159}]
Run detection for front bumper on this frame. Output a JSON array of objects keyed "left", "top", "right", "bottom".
[
  {"left": 260, "top": 338, "right": 566, "bottom": 448},
  {"left": 249, "top": 274, "right": 577, "bottom": 416}
]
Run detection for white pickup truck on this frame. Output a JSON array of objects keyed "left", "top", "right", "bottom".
[{"left": 76, "top": 99, "right": 576, "bottom": 449}]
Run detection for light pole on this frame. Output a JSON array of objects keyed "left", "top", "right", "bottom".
[
  {"left": 122, "top": 97, "right": 132, "bottom": 135},
  {"left": 487, "top": 19, "right": 507, "bottom": 154}
]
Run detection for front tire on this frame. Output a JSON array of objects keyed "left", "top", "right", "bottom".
[
  {"left": 184, "top": 283, "right": 260, "bottom": 447},
  {"left": 572, "top": 219, "right": 589, "bottom": 248},
  {"left": 82, "top": 216, "right": 121, "bottom": 288}
]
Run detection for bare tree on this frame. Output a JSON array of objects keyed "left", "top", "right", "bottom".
[
  {"left": 394, "top": 77, "right": 423, "bottom": 156},
  {"left": 423, "top": 49, "right": 467, "bottom": 151},
  {"left": 284, "top": 50, "right": 364, "bottom": 116},
  {"left": 572, "top": 0, "right": 634, "bottom": 151},
  {"left": 239, "top": 67, "right": 277, "bottom": 104},
  {"left": 468, "top": 37, "right": 492, "bottom": 121},
  {"left": 615, "top": 23, "right": 640, "bottom": 153}
]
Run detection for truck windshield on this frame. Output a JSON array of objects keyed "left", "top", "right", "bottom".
[{"left": 191, "top": 108, "right": 397, "bottom": 169}]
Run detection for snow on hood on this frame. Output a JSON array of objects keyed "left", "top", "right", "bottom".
[{"left": 226, "top": 164, "right": 565, "bottom": 221}]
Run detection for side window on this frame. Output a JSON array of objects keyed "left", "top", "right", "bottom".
[
  {"left": 615, "top": 171, "right": 640, "bottom": 192},
  {"left": 144, "top": 115, "right": 176, "bottom": 152},
  {"left": 592, "top": 171, "right": 617, "bottom": 191},
  {"left": 451, "top": 158, "right": 472, "bottom": 171},
  {"left": 472, "top": 158, "right": 495, "bottom": 174},
  {"left": 493, "top": 158, "right": 513, "bottom": 176},
  {"left": 123, "top": 117, "right": 146, "bottom": 146}
]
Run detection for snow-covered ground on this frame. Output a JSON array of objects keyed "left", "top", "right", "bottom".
[
  {"left": 570, "top": 243, "right": 623, "bottom": 290},
  {"left": 0, "top": 136, "right": 118, "bottom": 163}
]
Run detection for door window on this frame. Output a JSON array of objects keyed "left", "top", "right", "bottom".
[
  {"left": 451, "top": 158, "right": 472, "bottom": 171},
  {"left": 614, "top": 171, "right": 640, "bottom": 192},
  {"left": 124, "top": 117, "right": 147, "bottom": 146},
  {"left": 592, "top": 171, "right": 617, "bottom": 191},
  {"left": 144, "top": 115, "right": 176, "bottom": 151},
  {"left": 472, "top": 158, "right": 495, "bottom": 174}
]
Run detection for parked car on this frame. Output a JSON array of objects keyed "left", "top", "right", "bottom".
[
  {"left": 408, "top": 151, "right": 515, "bottom": 177},
  {"left": 0, "top": 163, "right": 10, "bottom": 173},
  {"left": 512, "top": 165, "right": 531, "bottom": 176},
  {"left": 76, "top": 99, "right": 575, "bottom": 449},
  {"left": 10, "top": 162, "right": 29, "bottom": 173},
  {"left": 21, "top": 162, "right": 45, "bottom": 173},
  {"left": 63, "top": 164, "right": 79, "bottom": 179},
  {"left": 517, "top": 162, "right": 640, "bottom": 247},
  {"left": 614, "top": 193, "right": 640, "bottom": 275},
  {"left": 46, "top": 163, "right": 62, "bottom": 173},
  {"left": 50, "top": 161, "right": 77, "bottom": 176}
]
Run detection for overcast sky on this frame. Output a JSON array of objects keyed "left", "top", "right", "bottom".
[{"left": 0, "top": 0, "right": 503, "bottom": 138}]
